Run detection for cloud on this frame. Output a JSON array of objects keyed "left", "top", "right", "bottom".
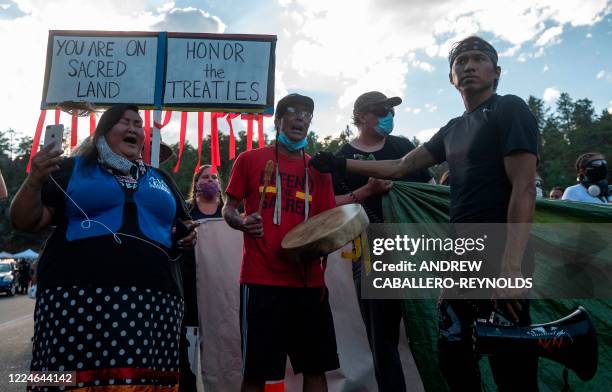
[
  {"left": 499, "top": 44, "right": 521, "bottom": 57},
  {"left": 276, "top": 0, "right": 610, "bottom": 130},
  {"left": 595, "top": 70, "right": 612, "bottom": 81},
  {"left": 0, "top": 0, "right": 226, "bottom": 141},
  {"left": 157, "top": 1, "right": 175, "bottom": 13},
  {"left": 1, "top": 0, "right": 611, "bottom": 144},
  {"left": 608, "top": 100, "right": 612, "bottom": 114},
  {"left": 151, "top": 7, "right": 225, "bottom": 33},
  {"left": 0, "top": 0, "right": 26, "bottom": 19},
  {"left": 533, "top": 46, "right": 546, "bottom": 57},
  {"left": 404, "top": 107, "right": 423, "bottom": 115},
  {"left": 535, "top": 25, "right": 563, "bottom": 46},
  {"left": 543, "top": 87, "right": 561, "bottom": 103},
  {"left": 411, "top": 60, "right": 435, "bottom": 72},
  {"left": 415, "top": 128, "right": 438, "bottom": 143},
  {"left": 517, "top": 46, "right": 547, "bottom": 62},
  {"left": 543, "top": 64, "right": 549, "bottom": 72},
  {"left": 425, "top": 103, "right": 438, "bottom": 112},
  {"left": 336, "top": 58, "right": 409, "bottom": 109},
  {"left": 543, "top": 0, "right": 610, "bottom": 26}
]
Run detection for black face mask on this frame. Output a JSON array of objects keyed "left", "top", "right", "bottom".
[
  {"left": 584, "top": 163, "right": 607, "bottom": 183},
  {"left": 581, "top": 160, "right": 609, "bottom": 198}
]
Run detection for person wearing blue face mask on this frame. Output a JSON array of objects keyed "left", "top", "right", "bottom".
[
  {"left": 330, "top": 91, "right": 433, "bottom": 392},
  {"left": 223, "top": 93, "right": 339, "bottom": 391}
]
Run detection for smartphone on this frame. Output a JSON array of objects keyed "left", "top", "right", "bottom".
[{"left": 43, "top": 124, "right": 64, "bottom": 152}]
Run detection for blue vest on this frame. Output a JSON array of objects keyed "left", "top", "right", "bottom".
[{"left": 65, "top": 157, "right": 177, "bottom": 248}]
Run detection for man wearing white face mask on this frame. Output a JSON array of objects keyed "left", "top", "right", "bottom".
[{"left": 331, "top": 91, "right": 432, "bottom": 392}]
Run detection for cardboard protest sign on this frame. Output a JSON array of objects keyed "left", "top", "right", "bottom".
[
  {"left": 164, "top": 33, "right": 276, "bottom": 111},
  {"left": 41, "top": 30, "right": 276, "bottom": 112},
  {"left": 42, "top": 31, "right": 159, "bottom": 108}
]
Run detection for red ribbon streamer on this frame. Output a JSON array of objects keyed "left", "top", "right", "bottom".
[
  {"left": 241, "top": 114, "right": 255, "bottom": 151},
  {"left": 89, "top": 112, "right": 96, "bottom": 137},
  {"left": 195, "top": 112, "right": 204, "bottom": 173},
  {"left": 210, "top": 112, "right": 224, "bottom": 173},
  {"left": 226, "top": 113, "right": 240, "bottom": 160},
  {"left": 257, "top": 114, "right": 265, "bottom": 148},
  {"left": 172, "top": 112, "right": 188, "bottom": 173},
  {"left": 257, "top": 114, "right": 272, "bottom": 148},
  {"left": 54, "top": 108, "right": 60, "bottom": 125},
  {"left": 26, "top": 110, "right": 47, "bottom": 173},
  {"left": 153, "top": 110, "right": 173, "bottom": 129},
  {"left": 143, "top": 110, "right": 151, "bottom": 164},
  {"left": 70, "top": 113, "right": 78, "bottom": 149}
]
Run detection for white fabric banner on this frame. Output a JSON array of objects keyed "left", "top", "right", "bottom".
[{"left": 194, "top": 219, "right": 424, "bottom": 391}]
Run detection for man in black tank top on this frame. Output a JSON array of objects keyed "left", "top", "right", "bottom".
[
  {"left": 332, "top": 91, "right": 431, "bottom": 392},
  {"left": 312, "top": 37, "right": 539, "bottom": 391}
]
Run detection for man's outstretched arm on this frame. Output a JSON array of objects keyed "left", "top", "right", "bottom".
[{"left": 311, "top": 145, "right": 437, "bottom": 179}]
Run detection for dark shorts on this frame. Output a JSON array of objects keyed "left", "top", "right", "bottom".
[{"left": 240, "top": 284, "right": 340, "bottom": 382}]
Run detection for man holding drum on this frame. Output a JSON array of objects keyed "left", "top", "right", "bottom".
[
  {"left": 332, "top": 91, "right": 432, "bottom": 392},
  {"left": 310, "top": 36, "right": 539, "bottom": 391},
  {"left": 223, "top": 93, "right": 339, "bottom": 392}
]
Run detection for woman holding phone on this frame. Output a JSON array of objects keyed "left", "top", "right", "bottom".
[{"left": 11, "top": 104, "right": 196, "bottom": 391}]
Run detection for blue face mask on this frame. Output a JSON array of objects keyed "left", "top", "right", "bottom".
[
  {"left": 374, "top": 112, "right": 394, "bottom": 136},
  {"left": 278, "top": 131, "right": 308, "bottom": 152}
]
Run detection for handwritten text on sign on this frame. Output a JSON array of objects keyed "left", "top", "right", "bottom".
[
  {"left": 45, "top": 36, "right": 157, "bottom": 104},
  {"left": 164, "top": 38, "right": 271, "bottom": 106}
]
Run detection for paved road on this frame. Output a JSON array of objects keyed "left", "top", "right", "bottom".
[{"left": 0, "top": 294, "right": 35, "bottom": 392}]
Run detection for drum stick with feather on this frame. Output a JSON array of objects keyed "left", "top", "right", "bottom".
[{"left": 258, "top": 160, "right": 275, "bottom": 214}]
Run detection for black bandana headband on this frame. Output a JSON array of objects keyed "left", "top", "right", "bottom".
[{"left": 448, "top": 36, "right": 498, "bottom": 68}]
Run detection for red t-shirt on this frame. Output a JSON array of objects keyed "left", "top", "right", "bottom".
[{"left": 225, "top": 146, "right": 336, "bottom": 287}]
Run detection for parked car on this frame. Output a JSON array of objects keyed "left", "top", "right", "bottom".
[{"left": 0, "top": 262, "right": 16, "bottom": 296}]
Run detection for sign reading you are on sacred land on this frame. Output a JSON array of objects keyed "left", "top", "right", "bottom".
[{"left": 41, "top": 30, "right": 276, "bottom": 112}]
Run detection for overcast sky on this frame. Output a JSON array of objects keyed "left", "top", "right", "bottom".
[{"left": 0, "top": 0, "right": 610, "bottom": 147}]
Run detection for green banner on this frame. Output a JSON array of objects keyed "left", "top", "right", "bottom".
[{"left": 382, "top": 181, "right": 611, "bottom": 392}]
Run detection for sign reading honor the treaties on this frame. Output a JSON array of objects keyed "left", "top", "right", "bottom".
[
  {"left": 164, "top": 33, "right": 275, "bottom": 111},
  {"left": 42, "top": 31, "right": 159, "bottom": 108},
  {"left": 41, "top": 30, "right": 276, "bottom": 112}
]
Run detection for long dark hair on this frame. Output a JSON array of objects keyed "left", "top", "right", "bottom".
[{"left": 76, "top": 104, "right": 140, "bottom": 166}]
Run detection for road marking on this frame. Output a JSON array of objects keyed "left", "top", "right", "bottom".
[{"left": 0, "top": 315, "right": 32, "bottom": 331}]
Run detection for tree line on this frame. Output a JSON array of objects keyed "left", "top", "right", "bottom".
[{"left": 1, "top": 92, "right": 610, "bottom": 251}]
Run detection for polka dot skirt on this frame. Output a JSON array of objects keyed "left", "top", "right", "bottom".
[{"left": 30, "top": 286, "right": 184, "bottom": 391}]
